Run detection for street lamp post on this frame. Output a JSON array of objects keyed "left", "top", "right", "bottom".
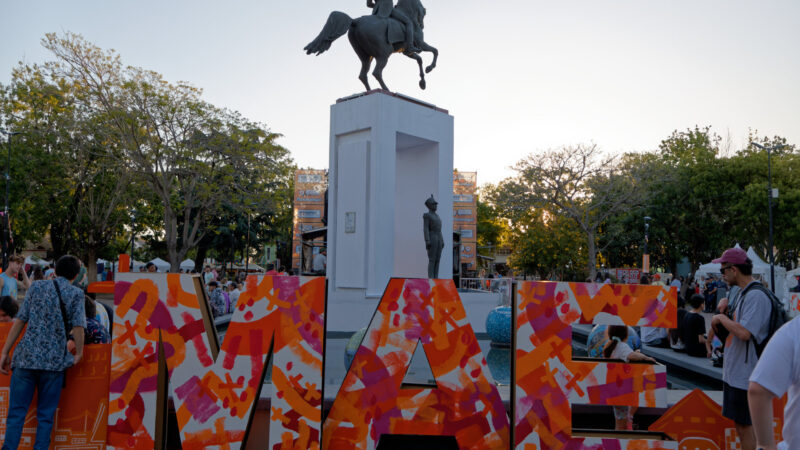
[
  {"left": 245, "top": 212, "right": 251, "bottom": 274},
  {"left": 643, "top": 216, "right": 652, "bottom": 274},
  {"left": 129, "top": 209, "right": 137, "bottom": 271},
  {"left": 1, "top": 130, "right": 21, "bottom": 271},
  {"left": 751, "top": 142, "right": 784, "bottom": 293}
]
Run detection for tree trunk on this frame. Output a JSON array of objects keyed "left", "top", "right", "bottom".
[
  {"left": 587, "top": 229, "right": 597, "bottom": 280},
  {"left": 86, "top": 246, "right": 98, "bottom": 285},
  {"left": 194, "top": 246, "right": 208, "bottom": 275},
  {"left": 165, "top": 207, "right": 180, "bottom": 273}
]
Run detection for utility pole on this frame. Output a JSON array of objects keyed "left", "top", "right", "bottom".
[
  {"left": 130, "top": 209, "right": 137, "bottom": 271},
  {"left": 643, "top": 216, "right": 652, "bottom": 274},
  {"left": 1, "top": 131, "right": 21, "bottom": 271},
  {"left": 751, "top": 142, "right": 784, "bottom": 293}
]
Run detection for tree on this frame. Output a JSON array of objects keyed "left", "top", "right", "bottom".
[
  {"left": 40, "top": 32, "right": 295, "bottom": 271},
  {"left": 495, "top": 144, "right": 645, "bottom": 278},
  {"left": 0, "top": 58, "right": 144, "bottom": 281}
]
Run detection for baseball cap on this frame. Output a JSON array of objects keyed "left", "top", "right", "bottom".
[{"left": 712, "top": 247, "right": 749, "bottom": 265}]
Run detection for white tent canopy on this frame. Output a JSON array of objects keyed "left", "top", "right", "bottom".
[
  {"left": 24, "top": 256, "right": 50, "bottom": 267},
  {"left": 180, "top": 259, "right": 196, "bottom": 271},
  {"left": 745, "top": 247, "right": 788, "bottom": 302},
  {"left": 694, "top": 262, "right": 721, "bottom": 280},
  {"left": 149, "top": 258, "right": 171, "bottom": 272},
  {"left": 696, "top": 244, "right": 789, "bottom": 306}
]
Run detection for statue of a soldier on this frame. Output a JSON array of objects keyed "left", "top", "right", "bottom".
[
  {"left": 423, "top": 195, "right": 444, "bottom": 278},
  {"left": 367, "top": 0, "right": 420, "bottom": 53}
]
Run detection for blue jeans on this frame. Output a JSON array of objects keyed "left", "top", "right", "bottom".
[{"left": 2, "top": 368, "right": 64, "bottom": 450}]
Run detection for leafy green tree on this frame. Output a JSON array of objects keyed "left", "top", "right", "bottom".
[
  {"left": 0, "top": 59, "right": 146, "bottom": 281},
  {"left": 493, "top": 144, "right": 645, "bottom": 278},
  {"left": 40, "top": 32, "right": 295, "bottom": 271}
]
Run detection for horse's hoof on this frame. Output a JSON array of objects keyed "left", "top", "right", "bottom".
[
  {"left": 425, "top": 66, "right": 434, "bottom": 74},
  {"left": 419, "top": 80, "right": 426, "bottom": 90}
]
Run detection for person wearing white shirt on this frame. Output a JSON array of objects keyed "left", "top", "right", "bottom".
[
  {"left": 229, "top": 282, "right": 241, "bottom": 305},
  {"left": 312, "top": 249, "right": 327, "bottom": 274},
  {"left": 748, "top": 317, "right": 800, "bottom": 450}
]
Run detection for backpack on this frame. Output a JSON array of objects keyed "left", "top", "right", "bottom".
[{"left": 739, "top": 282, "right": 788, "bottom": 360}]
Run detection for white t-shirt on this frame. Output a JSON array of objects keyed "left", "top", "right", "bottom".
[
  {"left": 670, "top": 279, "right": 682, "bottom": 289},
  {"left": 641, "top": 327, "right": 668, "bottom": 344},
  {"left": 750, "top": 317, "right": 800, "bottom": 450},
  {"left": 312, "top": 253, "right": 327, "bottom": 272},
  {"left": 610, "top": 341, "right": 634, "bottom": 362}
]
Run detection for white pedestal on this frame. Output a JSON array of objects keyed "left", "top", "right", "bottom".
[{"left": 327, "top": 91, "right": 454, "bottom": 331}]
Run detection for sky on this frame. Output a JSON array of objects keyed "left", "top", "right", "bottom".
[{"left": 1, "top": 0, "right": 799, "bottom": 185}]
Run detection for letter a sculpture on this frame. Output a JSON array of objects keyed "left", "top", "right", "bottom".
[
  {"left": 423, "top": 195, "right": 444, "bottom": 278},
  {"left": 304, "top": 0, "right": 439, "bottom": 91}
]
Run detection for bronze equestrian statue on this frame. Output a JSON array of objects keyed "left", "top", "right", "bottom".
[{"left": 304, "top": 0, "right": 439, "bottom": 91}]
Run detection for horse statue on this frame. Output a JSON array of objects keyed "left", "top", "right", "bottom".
[{"left": 304, "top": 0, "right": 439, "bottom": 91}]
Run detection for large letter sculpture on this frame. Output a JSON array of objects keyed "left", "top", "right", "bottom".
[
  {"left": 107, "top": 274, "right": 324, "bottom": 449},
  {"left": 514, "top": 282, "right": 677, "bottom": 449},
  {"left": 324, "top": 278, "right": 510, "bottom": 449}
]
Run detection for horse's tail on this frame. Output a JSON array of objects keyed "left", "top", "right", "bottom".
[{"left": 304, "top": 11, "right": 352, "bottom": 55}]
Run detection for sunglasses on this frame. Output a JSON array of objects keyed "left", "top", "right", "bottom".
[{"left": 720, "top": 266, "right": 734, "bottom": 275}]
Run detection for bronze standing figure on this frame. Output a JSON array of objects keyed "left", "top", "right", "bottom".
[
  {"left": 304, "top": 0, "right": 439, "bottom": 91},
  {"left": 423, "top": 195, "right": 444, "bottom": 279}
]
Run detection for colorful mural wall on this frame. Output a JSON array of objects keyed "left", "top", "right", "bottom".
[
  {"left": 108, "top": 273, "right": 324, "bottom": 449},
  {"left": 324, "top": 278, "right": 509, "bottom": 449}
]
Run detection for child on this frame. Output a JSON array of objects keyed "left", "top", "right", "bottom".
[
  {"left": 83, "top": 297, "right": 110, "bottom": 344},
  {"left": 603, "top": 325, "right": 657, "bottom": 430},
  {"left": 0, "top": 296, "right": 18, "bottom": 322}
]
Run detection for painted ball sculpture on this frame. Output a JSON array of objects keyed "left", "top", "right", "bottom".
[
  {"left": 344, "top": 327, "right": 368, "bottom": 369},
  {"left": 486, "top": 306, "right": 512, "bottom": 346}
]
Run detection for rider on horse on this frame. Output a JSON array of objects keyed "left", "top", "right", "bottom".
[{"left": 367, "top": 0, "right": 420, "bottom": 53}]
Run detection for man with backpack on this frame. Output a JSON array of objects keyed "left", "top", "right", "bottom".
[{"left": 710, "top": 247, "right": 776, "bottom": 450}]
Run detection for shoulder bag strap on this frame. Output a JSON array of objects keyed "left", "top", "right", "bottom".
[{"left": 52, "top": 280, "right": 70, "bottom": 344}]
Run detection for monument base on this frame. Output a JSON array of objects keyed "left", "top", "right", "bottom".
[{"left": 326, "top": 90, "right": 455, "bottom": 330}]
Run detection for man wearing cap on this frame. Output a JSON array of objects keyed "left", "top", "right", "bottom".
[{"left": 710, "top": 247, "right": 772, "bottom": 450}]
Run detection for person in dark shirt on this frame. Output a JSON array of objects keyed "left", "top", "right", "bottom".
[
  {"left": 682, "top": 294, "right": 708, "bottom": 358},
  {"left": 669, "top": 296, "right": 687, "bottom": 351}
]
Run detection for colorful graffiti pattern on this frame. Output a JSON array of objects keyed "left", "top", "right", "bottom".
[
  {"left": 514, "top": 282, "right": 677, "bottom": 449},
  {"left": 323, "top": 278, "right": 510, "bottom": 449},
  {"left": 107, "top": 274, "right": 324, "bottom": 449}
]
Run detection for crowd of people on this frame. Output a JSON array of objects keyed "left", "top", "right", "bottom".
[
  {"left": 200, "top": 264, "right": 290, "bottom": 318},
  {"left": 595, "top": 247, "right": 798, "bottom": 449}
]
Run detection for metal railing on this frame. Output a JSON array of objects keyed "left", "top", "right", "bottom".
[{"left": 459, "top": 277, "right": 512, "bottom": 306}]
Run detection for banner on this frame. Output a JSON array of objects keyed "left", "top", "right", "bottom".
[
  {"left": 453, "top": 171, "right": 477, "bottom": 271},
  {"left": 292, "top": 170, "right": 327, "bottom": 272}
]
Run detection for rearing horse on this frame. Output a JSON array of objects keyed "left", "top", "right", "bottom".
[{"left": 304, "top": 0, "right": 439, "bottom": 91}]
